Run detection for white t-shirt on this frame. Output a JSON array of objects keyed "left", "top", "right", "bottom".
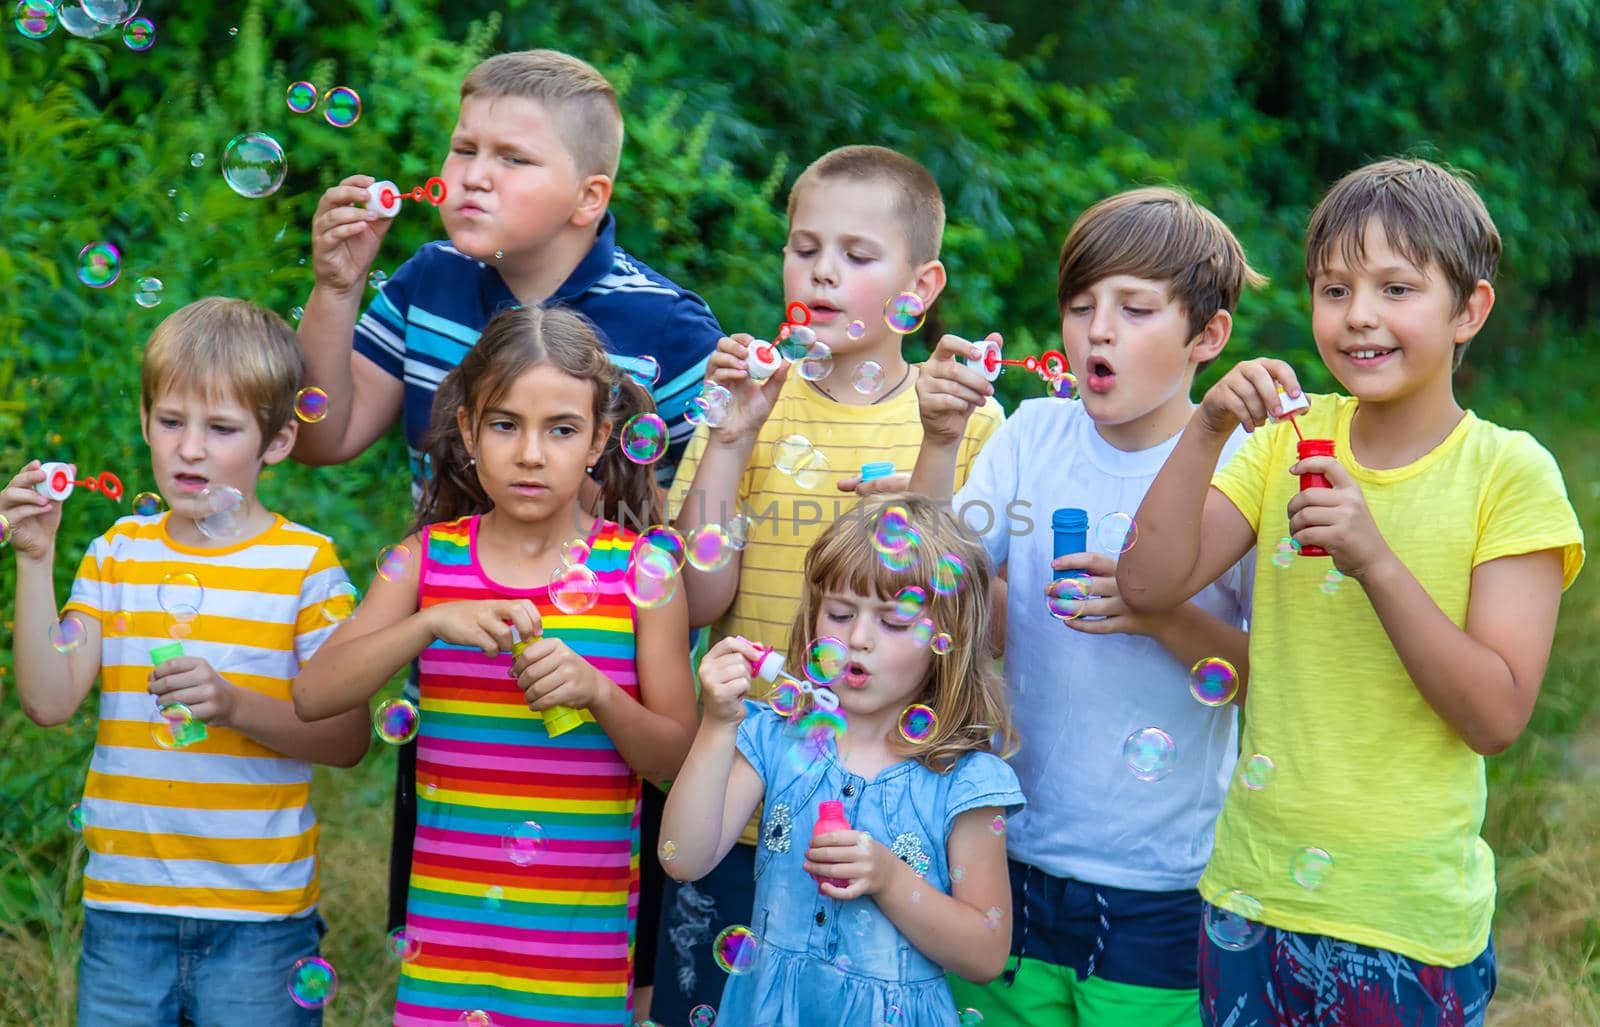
[{"left": 955, "top": 398, "right": 1252, "bottom": 891}]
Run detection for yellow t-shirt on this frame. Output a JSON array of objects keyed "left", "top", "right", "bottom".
[
  {"left": 1208, "top": 394, "right": 1583, "bottom": 965},
  {"left": 671, "top": 373, "right": 1005, "bottom": 843}
]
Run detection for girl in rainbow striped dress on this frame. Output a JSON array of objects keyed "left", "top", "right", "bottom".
[{"left": 295, "top": 306, "right": 698, "bottom": 1026}]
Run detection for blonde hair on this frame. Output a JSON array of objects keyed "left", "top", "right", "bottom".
[
  {"left": 140, "top": 297, "right": 304, "bottom": 448},
  {"left": 1306, "top": 158, "right": 1500, "bottom": 369},
  {"left": 787, "top": 494, "right": 1017, "bottom": 772},
  {"left": 787, "top": 145, "right": 945, "bottom": 266},
  {"left": 461, "top": 49, "right": 623, "bottom": 180},
  {"left": 1058, "top": 187, "right": 1266, "bottom": 371}
]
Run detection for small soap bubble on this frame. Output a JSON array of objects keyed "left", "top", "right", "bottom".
[
  {"left": 376, "top": 544, "right": 411, "bottom": 583},
  {"left": 1291, "top": 847, "right": 1333, "bottom": 890},
  {"left": 634, "top": 526, "right": 686, "bottom": 576},
  {"left": 195, "top": 484, "right": 247, "bottom": 539},
  {"left": 960, "top": 1008, "right": 986, "bottom": 1025},
  {"left": 950, "top": 865, "right": 966, "bottom": 883},
  {"left": 133, "top": 276, "right": 163, "bottom": 308},
  {"left": 157, "top": 571, "right": 203, "bottom": 613},
  {"left": 369, "top": 269, "right": 387, "bottom": 288},
  {"left": 560, "top": 537, "right": 591, "bottom": 567},
  {"left": 684, "top": 396, "right": 709, "bottom": 427},
  {"left": 931, "top": 554, "right": 967, "bottom": 596},
  {"left": 658, "top": 839, "right": 678, "bottom": 863},
  {"left": 769, "top": 680, "right": 804, "bottom": 718},
  {"left": 457, "top": 1012, "right": 492, "bottom": 1027},
  {"left": 832, "top": 954, "right": 854, "bottom": 974},
  {"left": 373, "top": 698, "right": 419, "bottom": 745},
  {"left": 58, "top": 3, "right": 113, "bottom": 36},
  {"left": 898, "top": 703, "right": 937, "bottom": 744},
  {"left": 286, "top": 956, "right": 338, "bottom": 1009},
  {"left": 930, "top": 632, "right": 953, "bottom": 655},
  {"left": 294, "top": 387, "right": 329, "bottom": 423},
  {"left": 726, "top": 514, "right": 750, "bottom": 551},
  {"left": 108, "top": 610, "right": 134, "bottom": 635},
  {"left": 152, "top": 702, "right": 205, "bottom": 749},
  {"left": 798, "top": 341, "right": 834, "bottom": 382},
  {"left": 189, "top": 152, "right": 205, "bottom": 168},
  {"left": 177, "top": 210, "right": 190, "bottom": 223},
  {"left": 1320, "top": 569, "right": 1346, "bottom": 595},
  {"left": 165, "top": 605, "right": 199, "bottom": 639},
  {"left": 779, "top": 324, "right": 817, "bottom": 362},
  {"left": 484, "top": 885, "right": 504, "bottom": 909},
  {"left": 77, "top": 241, "right": 121, "bottom": 288},
  {"left": 503, "top": 821, "right": 546, "bottom": 866},
  {"left": 699, "top": 383, "right": 733, "bottom": 428},
  {"left": 910, "top": 617, "right": 935, "bottom": 648},
  {"left": 221, "top": 132, "right": 287, "bottom": 199},
  {"left": 323, "top": 86, "right": 362, "bottom": 128},
  {"left": 628, "top": 355, "right": 661, "bottom": 388},
  {"left": 689, "top": 1005, "right": 717, "bottom": 1027},
  {"left": 791, "top": 447, "right": 831, "bottom": 490},
  {"left": 1095, "top": 512, "right": 1138, "bottom": 554},
  {"left": 285, "top": 80, "right": 318, "bottom": 114},
  {"left": 772, "top": 434, "right": 816, "bottom": 476},
  {"left": 883, "top": 292, "right": 927, "bottom": 335},
  {"left": 1046, "top": 578, "right": 1088, "bottom": 621},
  {"left": 1189, "top": 657, "right": 1239, "bottom": 707},
  {"left": 851, "top": 360, "right": 885, "bottom": 395},
  {"left": 1051, "top": 372, "right": 1079, "bottom": 400},
  {"left": 686, "top": 523, "right": 734, "bottom": 573},
  {"left": 846, "top": 319, "right": 866, "bottom": 340},
  {"left": 321, "top": 581, "right": 359, "bottom": 623},
  {"left": 79, "top": 0, "right": 133, "bottom": 25},
  {"left": 984, "top": 906, "right": 1004, "bottom": 931},
  {"left": 1270, "top": 536, "right": 1299, "bottom": 569},
  {"left": 1123, "top": 727, "right": 1176, "bottom": 782},
  {"left": 892, "top": 585, "right": 926, "bottom": 622},
  {"left": 621, "top": 412, "right": 669, "bottom": 465},
  {"left": 386, "top": 926, "right": 421, "bottom": 962},
  {"left": 803, "top": 636, "right": 848, "bottom": 686},
  {"left": 14, "top": 1, "right": 57, "bottom": 39},
  {"left": 68, "top": 802, "right": 83, "bottom": 832},
  {"left": 549, "top": 563, "right": 600, "bottom": 615},
  {"left": 290, "top": 305, "right": 305, "bottom": 322},
  {"left": 1204, "top": 890, "right": 1266, "bottom": 951},
  {"left": 49, "top": 617, "right": 85, "bottom": 654},
  {"left": 1240, "top": 753, "right": 1276, "bottom": 790},
  {"left": 623, "top": 559, "right": 678, "bottom": 609},
  {"left": 872, "top": 505, "right": 915, "bottom": 554},
  {"left": 120, "top": 14, "right": 152, "bottom": 49},
  {"left": 713, "top": 925, "right": 759, "bottom": 975}
]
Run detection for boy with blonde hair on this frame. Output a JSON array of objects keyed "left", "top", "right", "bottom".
[
  {"left": 2, "top": 297, "right": 369, "bottom": 1026},
  {"left": 1120, "top": 158, "right": 1583, "bottom": 1025},
  {"left": 655, "top": 144, "right": 1006, "bottom": 1021},
  {"left": 914, "top": 187, "right": 1259, "bottom": 1026}
]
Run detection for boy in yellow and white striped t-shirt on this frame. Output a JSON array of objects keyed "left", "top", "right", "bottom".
[{"left": 3, "top": 298, "right": 370, "bottom": 1026}]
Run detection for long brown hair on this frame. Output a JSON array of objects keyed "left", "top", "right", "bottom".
[
  {"left": 787, "top": 494, "right": 1017, "bottom": 772},
  {"left": 413, "top": 305, "right": 663, "bottom": 532}
]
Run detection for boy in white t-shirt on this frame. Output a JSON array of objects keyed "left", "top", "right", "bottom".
[{"left": 911, "top": 188, "right": 1262, "bottom": 1026}]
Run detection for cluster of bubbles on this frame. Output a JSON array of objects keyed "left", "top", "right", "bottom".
[
  {"left": 14, "top": 1, "right": 155, "bottom": 48},
  {"left": 373, "top": 697, "right": 420, "bottom": 745},
  {"left": 1272, "top": 536, "right": 1346, "bottom": 594},
  {"left": 221, "top": 132, "right": 288, "bottom": 199},
  {"left": 284, "top": 81, "right": 363, "bottom": 128},
  {"left": 771, "top": 433, "right": 830, "bottom": 489},
  {"left": 683, "top": 382, "right": 734, "bottom": 429},
  {"left": 195, "top": 484, "right": 248, "bottom": 540},
  {"left": 286, "top": 955, "right": 338, "bottom": 1009}
]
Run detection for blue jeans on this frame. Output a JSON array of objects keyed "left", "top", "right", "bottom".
[{"left": 78, "top": 907, "right": 326, "bottom": 1027}]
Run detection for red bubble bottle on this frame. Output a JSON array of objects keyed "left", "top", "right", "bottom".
[
  {"left": 811, "top": 799, "right": 853, "bottom": 893},
  {"left": 1296, "top": 439, "right": 1335, "bottom": 557}
]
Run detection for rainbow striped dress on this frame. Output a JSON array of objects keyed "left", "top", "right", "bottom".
[{"left": 395, "top": 515, "right": 642, "bottom": 1026}]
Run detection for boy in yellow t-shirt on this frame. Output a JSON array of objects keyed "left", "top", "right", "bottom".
[
  {"left": 1119, "top": 158, "right": 1584, "bottom": 1025},
  {"left": 653, "top": 145, "right": 1003, "bottom": 1021}
]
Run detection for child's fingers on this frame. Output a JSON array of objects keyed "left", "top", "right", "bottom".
[
  {"left": 1051, "top": 552, "right": 1115, "bottom": 575},
  {"left": 0, "top": 497, "right": 53, "bottom": 523},
  {"left": 930, "top": 333, "right": 982, "bottom": 364}
]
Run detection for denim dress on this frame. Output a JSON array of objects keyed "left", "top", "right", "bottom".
[{"left": 723, "top": 702, "right": 1025, "bottom": 1027}]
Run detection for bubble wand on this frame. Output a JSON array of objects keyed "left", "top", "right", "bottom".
[
  {"left": 746, "top": 302, "right": 815, "bottom": 382},
  {"left": 366, "top": 177, "right": 448, "bottom": 219},
  {"left": 1270, "top": 386, "right": 1330, "bottom": 556},
  {"left": 35, "top": 463, "right": 123, "bottom": 503},
  {"left": 966, "top": 339, "right": 1079, "bottom": 398}
]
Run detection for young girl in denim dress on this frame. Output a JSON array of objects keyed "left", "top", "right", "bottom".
[{"left": 663, "top": 495, "right": 1024, "bottom": 1026}]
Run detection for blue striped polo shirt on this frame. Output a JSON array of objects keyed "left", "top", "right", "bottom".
[{"left": 353, "top": 212, "right": 721, "bottom": 490}]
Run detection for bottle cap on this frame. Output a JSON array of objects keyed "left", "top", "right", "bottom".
[
  {"left": 747, "top": 341, "right": 785, "bottom": 381},
  {"left": 150, "top": 641, "right": 185, "bottom": 665},
  {"left": 366, "top": 180, "right": 402, "bottom": 218},
  {"left": 817, "top": 799, "right": 845, "bottom": 820},
  {"left": 1297, "top": 438, "right": 1335, "bottom": 459},
  {"left": 36, "top": 462, "right": 76, "bottom": 502},
  {"left": 859, "top": 461, "right": 896, "bottom": 483},
  {"left": 1051, "top": 507, "right": 1088, "bottom": 532},
  {"left": 1272, "top": 385, "right": 1310, "bottom": 419},
  {"left": 753, "top": 649, "right": 786, "bottom": 682},
  {"left": 968, "top": 338, "right": 1003, "bottom": 382}
]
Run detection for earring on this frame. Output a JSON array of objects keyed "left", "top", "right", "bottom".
[
  {"left": 585, "top": 465, "right": 594, "bottom": 474},
  {"left": 468, "top": 457, "right": 476, "bottom": 466}
]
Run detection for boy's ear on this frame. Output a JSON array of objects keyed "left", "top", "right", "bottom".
[
  {"left": 261, "top": 419, "right": 299, "bottom": 466},
  {"left": 910, "top": 259, "right": 948, "bottom": 311},
  {"left": 571, "top": 174, "right": 613, "bottom": 230},
  {"left": 1453, "top": 280, "right": 1495, "bottom": 344},
  {"left": 1190, "top": 308, "right": 1234, "bottom": 366}
]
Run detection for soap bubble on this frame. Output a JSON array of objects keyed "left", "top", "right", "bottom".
[
  {"left": 960, "top": 1008, "right": 986, "bottom": 1025},
  {"left": 458, "top": 1013, "right": 492, "bottom": 1027},
  {"left": 293, "top": 387, "right": 329, "bottom": 423},
  {"left": 1204, "top": 891, "right": 1266, "bottom": 951},
  {"left": 120, "top": 14, "right": 152, "bottom": 49},
  {"left": 157, "top": 571, "right": 203, "bottom": 613},
  {"left": 851, "top": 360, "right": 885, "bottom": 395},
  {"left": 14, "top": 1, "right": 56, "bottom": 39},
  {"left": 549, "top": 563, "right": 600, "bottom": 615},
  {"left": 872, "top": 505, "right": 915, "bottom": 554},
  {"left": 132, "top": 491, "right": 162, "bottom": 516},
  {"left": 798, "top": 342, "right": 834, "bottom": 382},
  {"left": 385, "top": 926, "right": 421, "bottom": 962},
  {"left": 898, "top": 703, "right": 937, "bottom": 743},
  {"left": 376, "top": 544, "right": 411, "bottom": 583},
  {"left": 560, "top": 538, "right": 591, "bottom": 567},
  {"left": 285, "top": 80, "right": 318, "bottom": 114},
  {"left": 134, "top": 276, "right": 163, "bottom": 308},
  {"left": 195, "top": 484, "right": 247, "bottom": 539},
  {"left": 323, "top": 86, "right": 362, "bottom": 128},
  {"left": 930, "top": 632, "right": 953, "bottom": 655},
  {"left": 221, "top": 133, "right": 287, "bottom": 199},
  {"left": 713, "top": 925, "right": 759, "bottom": 974},
  {"left": 503, "top": 821, "right": 546, "bottom": 866},
  {"left": 1123, "top": 727, "right": 1176, "bottom": 782},
  {"left": 621, "top": 413, "right": 669, "bottom": 464},
  {"left": 880, "top": 533, "right": 921, "bottom": 574},
  {"left": 623, "top": 559, "right": 677, "bottom": 609},
  {"left": 684, "top": 396, "right": 709, "bottom": 427},
  {"left": 769, "top": 680, "right": 804, "bottom": 718},
  {"left": 658, "top": 839, "right": 678, "bottom": 863},
  {"left": 286, "top": 956, "right": 338, "bottom": 1009},
  {"left": 369, "top": 269, "right": 387, "bottom": 288},
  {"left": 628, "top": 355, "right": 661, "bottom": 388},
  {"left": 1046, "top": 578, "right": 1088, "bottom": 621},
  {"left": 80, "top": 0, "right": 136, "bottom": 23},
  {"left": 1239, "top": 753, "right": 1276, "bottom": 790},
  {"left": 931, "top": 554, "right": 967, "bottom": 596},
  {"left": 373, "top": 698, "right": 420, "bottom": 744},
  {"left": 686, "top": 524, "right": 734, "bottom": 573},
  {"left": 166, "top": 606, "right": 198, "bottom": 639},
  {"left": 320, "top": 581, "right": 359, "bottom": 624},
  {"left": 791, "top": 448, "right": 830, "bottom": 490},
  {"left": 699, "top": 383, "right": 733, "bottom": 428},
  {"left": 68, "top": 802, "right": 83, "bottom": 831},
  {"left": 990, "top": 814, "right": 1006, "bottom": 835},
  {"left": 689, "top": 1005, "right": 717, "bottom": 1027},
  {"left": 58, "top": 1, "right": 112, "bottom": 34},
  {"left": 50, "top": 617, "right": 85, "bottom": 653},
  {"left": 1189, "top": 657, "right": 1239, "bottom": 707},
  {"left": 189, "top": 152, "right": 205, "bottom": 168},
  {"left": 846, "top": 319, "right": 866, "bottom": 340},
  {"left": 779, "top": 324, "right": 817, "bottom": 362},
  {"left": 892, "top": 586, "right": 926, "bottom": 622},
  {"left": 803, "top": 636, "right": 847, "bottom": 686},
  {"left": 108, "top": 610, "right": 134, "bottom": 635},
  {"left": 883, "top": 292, "right": 927, "bottom": 335},
  {"left": 1291, "top": 847, "right": 1333, "bottom": 890},
  {"left": 1095, "top": 512, "right": 1138, "bottom": 554},
  {"left": 634, "top": 526, "right": 686, "bottom": 576},
  {"left": 1270, "top": 537, "right": 1299, "bottom": 569},
  {"left": 726, "top": 514, "right": 750, "bottom": 550},
  {"left": 1320, "top": 569, "right": 1346, "bottom": 596},
  {"left": 152, "top": 702, "right": 205, "bottom": 749},
  {"left": 910, "top": 617, "right": 935, "bottom": 648},
  {"left": 1051, "top": 372, "right": 1079, "bottom": 400},
  {"left": 772, "top": 434, "right": 816, "bottom": 476},
  {"left": 77, "top": 242, "right": 121, "bottom": 288}
]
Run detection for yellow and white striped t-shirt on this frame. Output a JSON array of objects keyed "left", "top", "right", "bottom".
[{"left": 64, "top": 513, "right": 351, "bottom": 921}]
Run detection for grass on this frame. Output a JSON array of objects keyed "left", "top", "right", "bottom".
[{"left": 3, "top": 343, "right": 1599, "bottom": 1026}]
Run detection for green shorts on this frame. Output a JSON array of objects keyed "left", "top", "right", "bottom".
[{"left": 950, "top": 957, "right": 1199, "bottom": 1027}]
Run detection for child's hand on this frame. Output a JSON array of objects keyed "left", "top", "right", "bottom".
[
  {"left": 511, "top": 637, "right": 611, "bottom": 712},
  {"left": 837, "top": 471, "right": 911, "bottom": 497},
  {"left": 310, "top": 175, "right": 394, "bottom": 296},
  {"left": 148, "top": 656, "right": 238, "bottom": 727},
  {"left": 805, "top": 829, "right": 896, "bottom": 900},
  {"left": 1198, "top": 358, "right": 1304, "bottom": 435},
  {"left": 703, "top": 334, "right": 790, "bottom": 444},
  {"left": 1286, "top": 458, "right": 1392, "bottom": 580},
  {"left": 698, "top": 636, "right": 762, "bottom": 724},
  {"left": 1045, "top": 552, "right": 1160, "bottom": 637},
  {"left": 423, "top": 598, "right": 541, "bottom": 657},
  {"left": 0, "top": 462, "right": 63, "bottom": 562},
  {"left": 917, "top": 333, "right": 996, "bottom": 445}
]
